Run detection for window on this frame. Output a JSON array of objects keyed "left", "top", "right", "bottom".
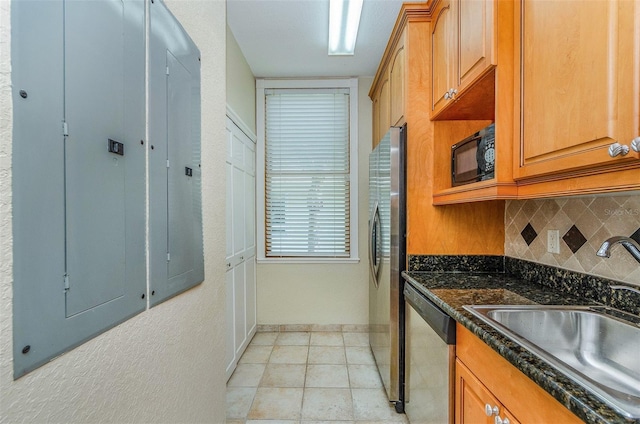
[{"left": 256, "top": 79, "right": 359, "bottom": 262}]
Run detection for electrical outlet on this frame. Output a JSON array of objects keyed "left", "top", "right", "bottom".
[{"left": 547, "top": 230, "right": 560, "bottom": 254}]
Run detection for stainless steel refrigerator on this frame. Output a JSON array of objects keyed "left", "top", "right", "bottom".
[{"left": 368, "top": 125, "right": 406, "bottom": 413}]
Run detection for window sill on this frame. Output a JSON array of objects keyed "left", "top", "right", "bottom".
[{"left": 257, "top": 257, "right": 361, "bottom": 265}]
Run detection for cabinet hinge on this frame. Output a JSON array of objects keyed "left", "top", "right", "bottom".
[
  {"left": 63, "top": 273, "right": 70, "bottom": 292},
  {"left": 167, "top": 252, "right": 171, "bottom": 262},
  {"left": 166, "top": 159, "right": 170, "bottom": 168},
  {"left": 166, "top": 66, "right": 170, "bottom": 76},
  {"left": 62, "top": 121, "right": 68, "bottom": 136}
]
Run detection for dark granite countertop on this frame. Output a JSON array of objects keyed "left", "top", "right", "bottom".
[{"left": 402, "top": 269, "right": 639, "bottom": 424}]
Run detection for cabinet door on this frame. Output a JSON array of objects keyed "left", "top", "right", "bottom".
[
  {"left": 390, "top": 30, "right": 406, "bottom": 126},
  {"left": 378, "top": 76, "right": 391, "bottom": 143},
  {"left": 517, "top": 0, "right": 640, "bottom": 178},
  {"left": 456, "top": 359, "right": 520, "bottom": 424},
  {"left": 432, "top": 0, "right": 454, "bottom": 115},
  {"left": 457, "top": 0, "right": 495, "bottom": 90},
  {"left": 432, "top": 0, "right": 496, "bottom": 118},
  {"left": 372, "top": 92, "right": 381, "bottom": 147}
]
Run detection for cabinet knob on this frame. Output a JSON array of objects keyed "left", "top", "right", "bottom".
[
  {"left": 485, "top": 404, "right": 499, "bottom": 417},
  {"left": 608, "top": 142, "right": 630, "bottom": 157},
  {"left": 631, "top": 137, "right": 640, "bottom": 153},
  {"left": 444, "top": 88, "right": 458, "bottom": 100},
  {"left": 495, "top": 417, "right": 510, "bottom": 424}
]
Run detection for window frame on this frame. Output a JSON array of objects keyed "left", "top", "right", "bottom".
[{"left": 256, "top": 78, "right": 359, "bottom": 263}]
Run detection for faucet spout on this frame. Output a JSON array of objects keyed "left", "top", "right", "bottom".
[{"left": 596, "top": 236, "right": 640, "bottom": 264}]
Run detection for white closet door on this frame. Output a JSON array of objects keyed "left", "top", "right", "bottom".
[
  {"left": 225, "top": 268, "right": 235, "bottom": 380},
  {"left": 225, "top": 116, "right": 257, "bottom": 380}
]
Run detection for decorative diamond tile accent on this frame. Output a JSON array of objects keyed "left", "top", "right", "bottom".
[
  {"left": 506, "top": 196, "right": 640, "bottom": 285},
  {"left": 520, "top": 223, "right": 538, "bottom": 246},
  {"left": 563, "top": 225, "right": 587, "bottom": 254}
]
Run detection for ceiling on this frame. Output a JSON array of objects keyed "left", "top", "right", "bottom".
[{"left": 226, "top": 0, "right": 407, "bottom": 78}]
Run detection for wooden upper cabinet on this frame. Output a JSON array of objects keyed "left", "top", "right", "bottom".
[
  {"left": 371, "top": 68, "right": 391, "bottom": 149},
  {"left": 458, "top": 0, "right": 495, "bottom": 89},
  {"left": 390, "top": 29, "right": 406, "bottom": 126},
  {"left": 372, "top": 89, "right": 380, "bottom": 147},
  {"left": 432, "top": 0, "right": 496, "bottom": 118},
  {"left": 370, "top": 4, "right": 428, "bottom": 147},
  {"left": 431, "top": 0, "right": 453, "bottom": 116},
  {"left": 377, "top": 75, "right": 391, "bottom": 146},
  {"left": 431, "top": 0, "right": 516, "bottom": 204},
  {"left": 516, "top": 0, "right": 640, "bottom": 180}
]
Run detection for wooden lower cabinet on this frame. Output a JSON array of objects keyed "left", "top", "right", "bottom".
[
  {"left": 456, "top": 359, "right": 520, "bottom": 424},
  {"left": 455, "top": 324, "right": 583, "bottom": 424}
]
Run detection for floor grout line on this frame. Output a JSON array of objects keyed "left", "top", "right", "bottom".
[{"left": 227, "top": 330, "right": 405, "bottom": 423}]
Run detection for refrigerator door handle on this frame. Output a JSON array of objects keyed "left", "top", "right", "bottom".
[{"left": 369, "top": 202, "right": 381, "bottom": 288}]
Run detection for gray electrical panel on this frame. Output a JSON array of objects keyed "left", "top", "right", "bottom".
[
  {"left": 12, "top": 0, "right": 146, "bottom": 378},
  {"left": 149, "top": 0, "right": 204, "bottom": 306}
]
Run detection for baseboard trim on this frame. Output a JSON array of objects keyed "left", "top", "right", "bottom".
[{"left": 256, "top": 324, "right": 368, "bottom": 333}]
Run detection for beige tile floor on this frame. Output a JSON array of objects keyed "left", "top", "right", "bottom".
[{"left": 226, "top": 331, "right": 409, "bottom": 424}]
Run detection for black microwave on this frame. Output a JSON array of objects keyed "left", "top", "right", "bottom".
[{"left": 451, "top": 123, "right": 495, "bottom": 186}]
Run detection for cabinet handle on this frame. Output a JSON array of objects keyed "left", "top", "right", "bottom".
[
  {"left": 485, "top": 404, "right": 499, "bottom": 417},
  {"left": 450, "top": 88, "right": 458, "bottom": 99},
  {"left": 631, "top": 137, "right": 640, "bottom": 153},
  {"left": 444, "top": 91, "right": 451, "bottom": 100},
  {"left": 495, "top": 417, "right": 510, "bottom": 424},
  {"left": 608, "top": 142, "right": 630, "bottom": 157}
]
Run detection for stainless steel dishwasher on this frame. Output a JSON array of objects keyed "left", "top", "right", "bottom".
[{"left": 404, "top": 283, "right": 456, "bottom": 424}]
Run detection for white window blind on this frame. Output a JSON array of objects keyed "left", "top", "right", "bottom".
[{"left": 264, "top": 88, "right": 351, "bottom": 258}]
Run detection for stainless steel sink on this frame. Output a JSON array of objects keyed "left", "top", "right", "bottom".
[{"left": 463, "top": 305, "right": 640, "bottom": 419}]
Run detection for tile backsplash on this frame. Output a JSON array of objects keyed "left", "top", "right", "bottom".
[{"left": 505, "top": 195, "right": 640, "bottom": 286}]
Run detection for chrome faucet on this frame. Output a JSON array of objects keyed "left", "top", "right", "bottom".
[{"left": 596, "top": 236, "right": 640, "bottom": 264}]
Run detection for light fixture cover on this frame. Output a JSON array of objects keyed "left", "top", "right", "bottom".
[{"left": 328, "top": 0, "right": 363, "bottom": 55}]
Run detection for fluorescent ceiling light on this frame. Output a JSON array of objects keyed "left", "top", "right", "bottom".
[{"left": 328, "top": 0, "right": 363, "bottom": 55}]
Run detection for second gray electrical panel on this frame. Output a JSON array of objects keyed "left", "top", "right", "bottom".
[{"left": 149, "top": 0, "right": 204, "bottom": 306}]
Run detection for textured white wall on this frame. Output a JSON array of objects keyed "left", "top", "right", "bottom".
[
  {"left": 226, "top": 25, "right": 256, "bottom": 134},
  {"left": 0, "top": 1, "right": 228, "bottom": 422},
  {"left": 256, "top": 77, "right": 373, "bottom": 326}
]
